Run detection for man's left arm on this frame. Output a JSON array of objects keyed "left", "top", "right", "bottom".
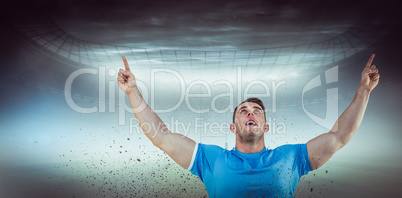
[{"left": 307, "top": 54, "right": 380, "bottom": 170}]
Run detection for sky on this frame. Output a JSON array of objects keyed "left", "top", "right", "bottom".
[
  {"left": 5, "top": 0, "right": 378, "bottom": 50},
  {"left": 45, "top": 0, "right": 369, "bottom": 49},
  {"left": 1, "top": 0, "right": 402, "bottom": 197}
]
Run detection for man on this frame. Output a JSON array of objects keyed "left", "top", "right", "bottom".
[{"left": 117, "top": 54, "right": 380, "bottom": 197}]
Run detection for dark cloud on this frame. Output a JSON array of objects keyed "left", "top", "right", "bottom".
[{"left": 4, "top": 0, "right": 382, "bottom": 50}]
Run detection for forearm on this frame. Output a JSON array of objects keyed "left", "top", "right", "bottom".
[
  {"left": 307, "top": 54, "right": 379, "bottom": 169},
  {"left": 127, "top": 88, "right": 171, "bottom": 146},
  {"left": 332, "top": 85, "right": 371, "bottom": 146}
]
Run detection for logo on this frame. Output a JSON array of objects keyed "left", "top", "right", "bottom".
[{"left": 302, "top": 66, "right": 338, "bottom": 130}]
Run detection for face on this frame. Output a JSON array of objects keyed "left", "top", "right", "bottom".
[{"left": 230, "top": 102, "right": 269, "bottom": 143}]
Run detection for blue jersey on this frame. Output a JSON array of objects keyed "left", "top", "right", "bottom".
[{"left": 188, "top": 143, "right": 312, "bottom": 197}]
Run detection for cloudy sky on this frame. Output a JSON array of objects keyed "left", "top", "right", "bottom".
[
  {"left": 1, "top": 0, "right": 402, "bottom": 197},
  {"left": 22, "top": 0, "right": 379, "bottom": 49}
]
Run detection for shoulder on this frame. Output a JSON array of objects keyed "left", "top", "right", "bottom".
[
  {"left": 272, "top": 143, "right": 307, "bottom": 156},
  {"left": 188, "top": 143, "right": 228, "bottom": 171},
  {"left": 197, "top": 143, "right": 227, "bottom": 155}
]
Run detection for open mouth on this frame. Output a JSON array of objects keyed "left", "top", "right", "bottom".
[{"left": 246, "top": 121, "right": 257, "bottom": 126}]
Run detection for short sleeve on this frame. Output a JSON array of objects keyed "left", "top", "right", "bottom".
[
  {"left": 297, "top": 143, "right": 312, "bottom": 175},
  {"left": 188, "top": 143, "right": 225, "bottom": 183},
  {"left": 276, "top": 144, "right": 312, "bottom": 176}
]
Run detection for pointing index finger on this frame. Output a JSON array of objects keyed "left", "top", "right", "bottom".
[
  {"left": 122, "top": 55, "right": 131, "bottom": 71},
  {"left": 366, "top": 53, "right": 375, "bottom": 68}
]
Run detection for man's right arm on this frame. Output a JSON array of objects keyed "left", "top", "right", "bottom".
[{"left": 117, "top": 56, "right": 196, "bottom": 169}]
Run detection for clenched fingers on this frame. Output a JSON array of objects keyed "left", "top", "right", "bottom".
[
  {"left": 369, "top": 73, "right": 380, "bottom": 80},
  {"left": 117, "top": 76, "right": 126, "bottom": 83},
  {"left": 370, "top": 65, "right": 378, "bottom": 73}
]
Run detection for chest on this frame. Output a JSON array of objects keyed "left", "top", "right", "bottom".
[{"left": 211, "top": 154, "right": 299, "bottom": 197}]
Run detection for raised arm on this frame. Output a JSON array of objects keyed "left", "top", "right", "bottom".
[
  {"left": 307, "top": 54, "right": 380, "bottom": 170},
  {"left": 117, "top": 56, "right": 196, "bottom": 169}
]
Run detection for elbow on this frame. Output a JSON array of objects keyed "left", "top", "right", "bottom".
[
  {"left": 151, "top": 134, "right": 166, "bottom": 149},
  {"left": 152, "top": 130, "right": 172, "bottom": 150},
  {"left": 327, "top": 131, "right": 347, "bottom": 152},
  {"left": 151, "top": 138, "right": 162, "bottom": 148},
  {"left": 331, "top": 127, "right": 357, "bottom": 149},
  {"left": 335, "top": 134, "right": 353, "bottom": 150}
]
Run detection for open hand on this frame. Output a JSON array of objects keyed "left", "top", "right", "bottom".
[
  {"left": 117, "top": 56, "right": 137, "bottom": 95},
  {"left": 361, "top": 54, "right": 380, "bottom": 91}
]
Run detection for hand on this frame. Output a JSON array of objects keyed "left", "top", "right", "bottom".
[
  {"left": 360, "top": 54, "right": 380, "bottom": 91},
  {"left": 117, "top": 56, "right": 137, "bottom": 95}
]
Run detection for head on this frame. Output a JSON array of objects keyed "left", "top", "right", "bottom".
[
  {"left": 230, "top": 98, "right": 269, "bottom": 143},
  {"left": 232, "top": 98, "right": 266, "bottom": 123}
]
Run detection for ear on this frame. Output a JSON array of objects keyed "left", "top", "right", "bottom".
[
  {"left": 264, "top": 124, "right": 269, "bottom": 133},
  {"left": 230, "top": 123, "right": 236, "bottom": 133}
]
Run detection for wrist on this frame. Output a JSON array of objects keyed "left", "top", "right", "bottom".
[
  {"left": 357, "top": 85, "right": 371, "bottom": 95},
  {"left": 126, "top": 86, "right": 138, "bottom": 95}
]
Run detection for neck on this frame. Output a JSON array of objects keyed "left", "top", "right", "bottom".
[{"left": 235, "top": 137, "right": 265, "bottom": 153}]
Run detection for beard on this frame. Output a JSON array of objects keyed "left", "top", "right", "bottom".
[{"left": 237, "top": 127, "right": 264, "bottom": 144}]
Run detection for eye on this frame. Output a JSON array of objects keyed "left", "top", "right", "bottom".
[
  {"left": 254, "top": 110, "right": 261, "bottom": 114},
  {"left": 240, "top": 110, "right": 247, "bottom": 114}
]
